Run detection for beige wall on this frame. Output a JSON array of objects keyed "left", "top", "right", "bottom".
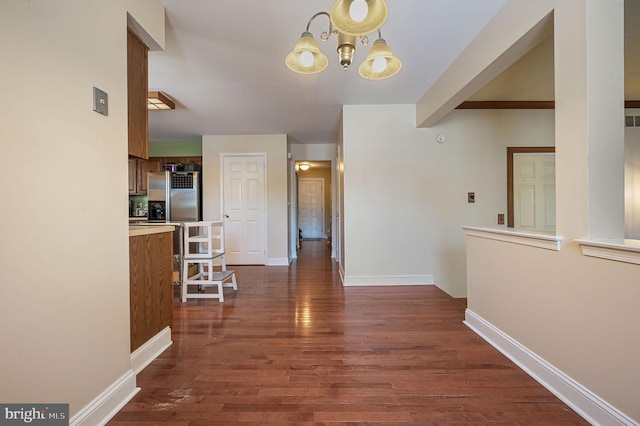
[
  {"left": 0, "top": 0, "right": 164, "bottom": 419},
  {"left": 201, "top": 135, "right": 289, "bottom": 265},
  {"left": 625, "top": 109, "right": 640, "bottom": 239},
  {"left": 341, "top": 104, "right": 554, "bottom": 294},
  {"left": 417, "top": 0, "right": 638, "bottom": 421}
]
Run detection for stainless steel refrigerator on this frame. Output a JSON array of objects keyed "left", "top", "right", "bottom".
[{"left": 147, "top": 171, "right": 201, "bottom": 222}]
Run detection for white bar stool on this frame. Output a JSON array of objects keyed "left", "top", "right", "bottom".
[{"left": 181, "top": 221, "right": 237, "bottom": 302}]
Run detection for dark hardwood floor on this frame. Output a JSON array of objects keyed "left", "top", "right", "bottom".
[{"left": 111, "top": 240, "right": 588, "bottom": 425}]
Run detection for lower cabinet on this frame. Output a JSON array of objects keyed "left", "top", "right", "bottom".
[{"left": 129, "top": 229, "right": 173, "bottom": 352}]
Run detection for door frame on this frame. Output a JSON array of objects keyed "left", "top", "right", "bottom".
[
  {"left": 507, "top": 146, "right": 555, "bottom": 228},
  {"left": 219, "top": 152, "right": 268, "bottom": 264}
]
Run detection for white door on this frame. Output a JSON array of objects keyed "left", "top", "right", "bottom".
[
  {"left": 222, "top": 155, "right": 266, "bottom": 264},
  {"left": 298, "top": 178, "right": 324, "bottom": 238},
  {"left": 513, "top": 153, "right": 556, "bottom": 232}
]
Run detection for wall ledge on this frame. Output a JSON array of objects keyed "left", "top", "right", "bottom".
[
  {"left": 464, "top": 309, "right": 637, "bottom": 426},
  {"left": 462, "top": 226, "right": 562, "bottom": 251},
  {"left": 575, "top": 239, "right": 640, "bottom": 265}
]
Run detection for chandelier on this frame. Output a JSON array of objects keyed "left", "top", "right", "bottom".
[{"left": 285, "top": 0, "right": 401, "bottom": 80}]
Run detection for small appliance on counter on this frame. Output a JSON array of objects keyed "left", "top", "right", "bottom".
[{"left": 147, "top": 171, "right": 201, "bottom": 223}]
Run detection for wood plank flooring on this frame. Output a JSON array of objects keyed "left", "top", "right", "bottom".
[{"left": 110, "top": 240, "right": 588, "bottom": 425}]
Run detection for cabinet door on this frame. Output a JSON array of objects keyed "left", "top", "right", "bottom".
[
  {"left": 127, "top": 29, "right": 148, "bottom": 159},
  {"left": 128, "top": 159, "right": 137, "bottom": 194},
  {"left": 139, "top": 159, "right": 162, "bottom": 193}
]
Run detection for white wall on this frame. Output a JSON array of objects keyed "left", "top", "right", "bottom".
[
  {"left": 0, "top": 0, "right": 164, "bottom": 419},
  {"left": 341, "top": 105, "right": 555, "bottom": 296},
  {"left": 202, "top": 135, "right": 289, "bottom": 265}
]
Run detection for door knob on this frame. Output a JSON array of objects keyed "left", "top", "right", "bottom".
[{"left": 224, "top": 214, "right": 229, "bottom": 218}]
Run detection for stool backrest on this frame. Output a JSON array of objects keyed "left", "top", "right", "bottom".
[{"left": 183, "top": 221, "right": 225, "bottom": 259}]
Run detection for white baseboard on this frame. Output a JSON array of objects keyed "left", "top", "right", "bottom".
[
  {"left": 464, "top": 309, "right": 638, "bottom": 426},
  {"left": 69, "top": 370, "right": 139, "bottom": 426},
  {"left": 267, "top": 257, "right": 290, "bottom": 266},
  {"left": 343, "top": 274, "right": 434, "bottom": 286},
  {"left": 130, "top": 326, "right": 173, "bottom": 374}
]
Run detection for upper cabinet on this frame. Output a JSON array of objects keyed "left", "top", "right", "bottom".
[
  {"left": 127, "top": 29, "right": 148, "bottom": 159},
  {"left": 129, "top": 158, "right": 162, "bottom": 195}
]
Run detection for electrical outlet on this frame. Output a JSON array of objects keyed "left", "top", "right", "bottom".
[{"left": 498, "top": 214, "right": 505, "bottom": 225}]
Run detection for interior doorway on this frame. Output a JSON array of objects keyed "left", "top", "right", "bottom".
[
  {"left": 507, "top": 147, "right": 556, "bottom": 231},
  {"left": 298, "top": 178, "right": 325, "bottom": 238},
  {"left": 295, "top": 161, "right": 332, "bottom": 249},
  {"left": 222, "top": 153, "right": 267, "bottom": 265}
]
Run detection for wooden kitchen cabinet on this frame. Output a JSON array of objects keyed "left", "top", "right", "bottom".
[
  {"left": 129, "top": 227, "right": 174, "bottom": 352},
  {"left": 129, "top": 158, "right": 162, "bottom": 195},
  {"left": 127, "top": 29, "right": 148, "bottom": 159},
  {"left": 155, "top": 156, "right": 202, "bottom": 169}
]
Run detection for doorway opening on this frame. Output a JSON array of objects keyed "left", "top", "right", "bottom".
[
  {"left": 295, "top": 161, "right": 332, "bottom": 254},
  {"left": 507, "top": 146, "right": 556, "bottom": 232}
]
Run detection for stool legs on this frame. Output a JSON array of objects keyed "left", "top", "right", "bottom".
[{"left": 181, "top": 258, "right": 235, "bottom": 302}]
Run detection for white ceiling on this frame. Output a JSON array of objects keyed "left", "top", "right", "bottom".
[{"left": 148, "top": 0, "right": 510, "bottom": 143}]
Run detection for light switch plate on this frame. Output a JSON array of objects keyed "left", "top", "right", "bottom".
[
  {"left": 93, "top": 87, "right": 108, "bottom": 116},
  {"left": 468, "top": 192, "right": 475, "bottom": 203}
]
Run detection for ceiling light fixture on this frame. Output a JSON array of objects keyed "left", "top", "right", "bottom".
[
  {"left": 147, "top": 91, "right": 175, "bottom": 110},
  {"left": 299, "top": 163, "right": 311, "bottom": 171},
  {"left": 285, "top": 0, "right": 401, "bottom": 80}
]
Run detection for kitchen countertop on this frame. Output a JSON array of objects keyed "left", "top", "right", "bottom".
[{"left": 129, "top": 225, "right": 175, "bottom": 237}]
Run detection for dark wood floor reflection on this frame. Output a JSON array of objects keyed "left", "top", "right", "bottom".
[{"left": 111, "top": 240, "right": 587, "bottom": 425}]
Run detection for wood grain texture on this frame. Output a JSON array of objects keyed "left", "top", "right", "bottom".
[
  {"left": 129, "top": 231, "right": 173, "bottom": 352},
  {"left": 127, "top": 29, "right": 148, "bottom": 159},
  {"left": 113, "top": 240, "right": 587, "bottom": 424}
]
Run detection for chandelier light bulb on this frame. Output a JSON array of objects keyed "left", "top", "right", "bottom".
[
  {"left": 349, "top": 0, "right": 369, "bottom": 22},
  {"left": 300, "top": 50, "right": 314, "bottom": 67},
  {"left": 372, "top": 56, "right": 387, "bottom": 72}
]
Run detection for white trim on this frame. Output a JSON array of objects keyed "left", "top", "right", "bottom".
[
  {"left": 575, "top": 239, "right": 640, "bottom": 265},
  {"left": 462, "top": 225, "right": 563, "bottom": 251},
  {"left": 69, "top": 370, "right": 139, "bottom": 426},
  {"left": 130, "top": 326, "right": 172, "bottom": 374},
  {"left": 267, "top": 257, "right": 291, "bottom": 266},
  {"left": 464, "top": 309, "right": 638, "bottom": 426},
  {"left": 343, "top": 274, "right": 434, "bottom": 286}
]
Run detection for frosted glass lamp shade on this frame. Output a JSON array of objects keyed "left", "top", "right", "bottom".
[
  {"left": 330, "top": 0, "right": 388, "bottom": 36},
  {"left": 358, "top": 38, "right": 401, "bottom": 80},
  {"left": 286, "top": 32, "right": 329, "bottom": 74}
]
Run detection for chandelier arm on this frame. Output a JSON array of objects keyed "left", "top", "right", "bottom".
[
  {"left": 305, "top": 11, "right": 335, "bottom": 41},
  {"left": 359, "top": 29, "right": 384, "bottom": 46}
]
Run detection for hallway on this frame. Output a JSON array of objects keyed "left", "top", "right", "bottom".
[{"left": 111, "top": 240, "right": 586, "bottom": 424}]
